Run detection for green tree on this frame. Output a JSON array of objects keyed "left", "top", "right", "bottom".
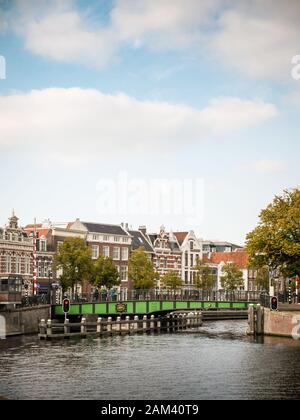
[
  {"left": 128, "top": 247, "right": 158, "bottom": 290},
  {"left": 254, "top": 267, "right": 269, "bottom": 291},
  {"left": 246, "top": 189, "right": 300, "bottom": 278},
  {"left": 91, "top": 256, "right": 120, "bottom": 290},
  {"left": 221, "top": 263, "right": 244, "bottom": 292},
  {"left": 194, "top": 260, "right": 217, "bottom": 290},
  {"left": 54, "top": 237, "right": 92, "bottom": 296},
  {"left": 161, "top": 271, "right": 182, "bottom": 293}
]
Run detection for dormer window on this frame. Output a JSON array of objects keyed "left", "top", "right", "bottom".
[{"left": 40, "top": 239, "right": 47, "bottom": 252}]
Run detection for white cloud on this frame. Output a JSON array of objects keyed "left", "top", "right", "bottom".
[
  {"left": 253, "top": 159, "right": 285, "bottom": 174},
  {"left": 8, "top": 0, "right": 300, "bottom": 80},
  {"left": 13, "top": 0, "right": 117, "bottom": 68},
  {"left": 0, "top": 88, "right": 277, "bottom": 162},
  {"left": 213, "top": 5, "right": 300, "bottom": 80}
]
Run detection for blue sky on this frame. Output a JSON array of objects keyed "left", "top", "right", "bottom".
[{"left": 0, "top": 0, "right": 300, "bottom": 244}]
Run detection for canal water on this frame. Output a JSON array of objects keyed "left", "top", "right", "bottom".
[{"left": 1, "top": 320, "right": 300, "bottom": 400}]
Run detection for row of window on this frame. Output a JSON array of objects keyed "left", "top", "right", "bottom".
[
  {"left": 91, "top": 235, "right": 129, "bottom": 244},
  {"left": 92, "top": 246, "right": 129, "bottom": 261},
  {"left": 1, "top": 256, "right": 31, "bottom": 275}
]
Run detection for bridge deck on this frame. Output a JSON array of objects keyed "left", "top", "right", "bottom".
[{"left": 53, "top": 300, "right": 255, "bottom": 317}]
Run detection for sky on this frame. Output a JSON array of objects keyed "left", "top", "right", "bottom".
[{"left": 0, "top": 0, "right": 300, "bottom": 245}]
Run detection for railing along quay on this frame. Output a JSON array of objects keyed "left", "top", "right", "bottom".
[{"left": 39, "top": 312, "right": 203, "bottom": 340}]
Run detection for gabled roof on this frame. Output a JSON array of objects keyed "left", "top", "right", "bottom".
[
  {"left": 205, "top": 251, "right": 248, "bottom": 269},
  {"left": 173, "top": 232, "right": 188, "bottom": 245},
  {"left": 82, "top": 222, "right": 129, "bottom": 236},
  {"left": 129, "top": 230, "right": 154, "bottom": 253}
]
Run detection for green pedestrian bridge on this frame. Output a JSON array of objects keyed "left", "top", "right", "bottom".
[{"left": 53, "top": 299, "right": 256, "bottom": 317}]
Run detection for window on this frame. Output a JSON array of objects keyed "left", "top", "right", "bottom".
[
  {"left": 16, "top": 256, "right": 21, "bottom": 274},
  {"left": 114, "top": 236, "right": 120, "bottom": 242},
  {"left": 92, "top": 234, "right": 99, "bottom": 241},
  {"left": 121, "top": 247, "right": 129, "bottom": 261},
  {"left": 92, "top": 245, "right": 99, "bottom": 260},
  {"left": 40, "top": 239, "right": 46, "bottom": 252},
  {"left": 103, "top": 235, "right": 110, "bottom": 242},
  {"left": 6, "top": 255, "right": 11, "bottom": 273},
  {"left": 120, "top": 266, "right": 128, "bottom": 282},
  {"left": 185, "top": 252, "right": 188, "bottom": 267},
  {"left": 25, "top": 257, "right": 31, "bottom": 275},
  {"left": 113, "top": 247, "right": 120, "bottom": 260},
  {"left": 103, "top": 246, "right": 110, "bottom": 258},
  {"left": 123, "top": 237, "right": 129, "bottom": 243},
  {"left": 190, "top": 241, "right": 194, "bottom": 251},
  {"left": 190, "top": 254, "right": 194, "bottom": 267}
]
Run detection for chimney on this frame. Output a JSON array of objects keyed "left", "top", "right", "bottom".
[{"left": 139, "top": 225, "right": 147, "bottom": 235}]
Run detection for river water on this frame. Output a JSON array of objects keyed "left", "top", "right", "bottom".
[{"left": 1, "top": 320, "right": 300, "bottom": 400}]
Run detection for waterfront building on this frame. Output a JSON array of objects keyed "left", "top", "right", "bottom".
[
  {"left": 202, "top": 240, "right": 243, "bottom": 255},
  {"left": 204, "top": 250, "right": 261, "bottom": 291},
  {"left": 0, "top": 212, "right": 33, "bottom": 295},
  {"left": 145, "top": 225, "right": 182, "bottom": 287}
]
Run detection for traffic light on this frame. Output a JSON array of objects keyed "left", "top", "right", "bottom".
[
  {"left": 270, "top": 296, "right": 278, "bottom": 311},
  {"left": 62, "top": 298, "right": 70, "bottom": 314}
]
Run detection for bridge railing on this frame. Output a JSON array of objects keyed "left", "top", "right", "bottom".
[{"left": 70, "top": 290, "right": 262, "bottom": 304}]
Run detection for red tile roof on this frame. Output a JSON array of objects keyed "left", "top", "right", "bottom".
[
  {"left": 173, "top": 232, "right": 188, "bottom": 245},
  {"left": 37, "top": 229, "right": 50, "bottom": 238},
  {"left": 205, "top": 251, "right": 249, "bottom": 269}
]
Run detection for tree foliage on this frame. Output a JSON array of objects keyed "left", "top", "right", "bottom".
[
  {"left": 194, "top": 260, "right": 217, "bottom": 290},
  {"left": 128, "top": 247, "right": 158, "bottom": 290},
  {"left": 161, "top": 271, "right": 182, "bottom": 290},
  {"left": 255, "top": 267, "right": 269, "bottom": 291},
  {"left": 220, "top": 263, "right": 244, "bottom": 291},
  {"left": 246, "top": 189, "right": 300, "bottom": 277},
  {"left": 54, "top": 237, "right": 92, "bottom": 292},
  {"left": 91, "top": 256, "right": 120, "bottom": 290}
]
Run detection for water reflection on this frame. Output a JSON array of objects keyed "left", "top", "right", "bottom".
[{"left": 0, "top": 321, "right": 300, "bottom": 400}]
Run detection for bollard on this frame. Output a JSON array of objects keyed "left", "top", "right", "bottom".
[
  {"left": 97, "top": 317, "right": 102, "bottom": 334},
  {"left": 157, "top": 316, "right": 161, "bottom": 332},
  {"left": 181, "top": 314, "right": 186, "bottom": 330},
  {"left": 64, "top": 319, "right": 70, "bottom": 335},
  {"left": 142, "top": 315, "right": 147, "bottom": 331},
  {"left": 248, "top": 304, "right": 255, "bottom": 335},
  {"left": 117, "top": 316, "right": 122, "bottom": 334},
  {"left": 133, "top": 316, "right": 139, "bottom": 331},
  {"left": 125, "top": 316, "right": 130, "bottom": 333},
  {"left": 107, "top": 317, "right": 112, "bottom": 333},
  {"left": 166, "top": 314, "right": 171, "bottom": 332},
  {"left": 47, "top": 319, "right": 52, "bottom": 336},
  {"left": 81, "top": 318, "right": 87, "bottom": 335},
  {"left": 256, "top": 304, "right": 263, "bottom": 336},
  {"left": 150, "top": 315, "right": 155, "bottom": 331},
  {"left": 40, "top": 319, "right": 46, "bottom": 335}
]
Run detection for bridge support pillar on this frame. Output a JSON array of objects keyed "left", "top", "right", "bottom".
[
  {"left": 116, "top": 316, "right": 121, "bottom": 334},
  {"left": 125, "top": 316, "right": 130, "bottom": 333},
  {"left": 133, "top": 316, "right": 139, "bottom": 331}
]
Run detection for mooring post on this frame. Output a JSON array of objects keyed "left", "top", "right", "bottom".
[
  {"left": 248, "top": 304, "right": 255, "bottom": 335},
  {"left": 47, "top": 319, "right": 52, "bottom": 336},
  {"left": 143, "top": 315, "right": 147, "bottom": 332},
  {"left": 157, "top": 316, "right": 161, "bottom": 332},
  {"left": 117, "top": 316, "right": 121, "bottom": 334},
  {"left": 107, "top": 317, "right": 112, "bottom": 333},
  {"left": 97, "top": 317, "right": 102, "bottom": 334},
  {"left": 150, "top": 315, "right": 155, "bottom": 331},
  {"left": 64, "top": 319, "right": 70, "bottom": 335},
  {"left": 256, "top": 304, "right": 263, "bottom": 335},
  {"left": 166, "top": 314, "right": 170, "bottom": 332},
  {"left": 40, "top": 319, "right": 46, "bottom": 335},
  {"left": 81, "top": 318, "right": 86, "bottom": 335},
  {"left": 125, "top": 316, "right": 130, "bottom": 333},
  {"left": 133, "top": 316, "right": 139, "bottom": 332}
]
